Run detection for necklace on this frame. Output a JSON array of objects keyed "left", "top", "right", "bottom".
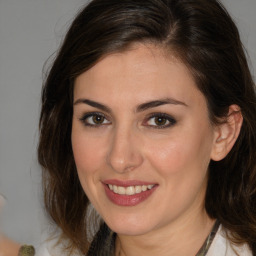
[
  {"left": 117, "top": 220, "right": 220, "bottom": 256},
  {"left": 195, "top": 220, "right": 220, "bottom": 256}
]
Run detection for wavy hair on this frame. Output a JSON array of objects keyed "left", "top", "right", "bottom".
[{"left": 38, "top": 0, "right": 256, "bottom": 254}]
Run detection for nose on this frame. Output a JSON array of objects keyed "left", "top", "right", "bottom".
[{"left": 106, "top": 126, "right": 143, "bottom": 174}]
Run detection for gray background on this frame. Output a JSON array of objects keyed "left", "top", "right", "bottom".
[{"left": 0, "top": 0, "right": 255, "bottom": 248}]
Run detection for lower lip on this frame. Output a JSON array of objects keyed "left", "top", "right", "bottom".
[{"left": 103, "top": 184, "right": 158, "bottom": 206}]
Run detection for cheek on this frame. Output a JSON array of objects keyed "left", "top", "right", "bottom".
[
  {"left": 71, "top": 131, "right": 106, "bottom": 204},
  {"left": 146, "top": 126, "right": 214, "bottom": 176},
  {"left": 147, "top": 140, "right": 192, "bottom": 175},
  {"left": 71, "top": 129, "right": 106, "bottom": 177}
]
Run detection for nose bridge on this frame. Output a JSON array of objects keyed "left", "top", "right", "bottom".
[{"left": 107, "top": 123, "right": 143, "bottom": 173}]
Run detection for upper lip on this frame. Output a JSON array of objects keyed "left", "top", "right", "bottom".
[{"left": 102, "top": 179, "right": 157, "bottom": 187}]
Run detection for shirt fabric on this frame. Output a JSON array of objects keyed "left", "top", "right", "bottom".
[
  {"left": 206, "top": 225, "right": 252, "bottom": 256},
  {"left": 36, "top": 225, "right": 253, "bottom": 256}
]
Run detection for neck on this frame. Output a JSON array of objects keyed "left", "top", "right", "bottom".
[{"left": 116, "top": 210, "right": 215, "bottom": 256}]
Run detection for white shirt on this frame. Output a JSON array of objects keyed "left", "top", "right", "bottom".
[
  {"left": 36, "top": 225, "right": 253, "bottom": 256},
  {"left": 207, "top": 225, "right": 252, "bottom": 256}
]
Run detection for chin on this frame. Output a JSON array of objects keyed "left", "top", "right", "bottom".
[
  {"left": 111, "top": 224, "right": 151, "bottom": 236},
  {"left": 104, "top": 214, "right": 155, "bottom": 236}
]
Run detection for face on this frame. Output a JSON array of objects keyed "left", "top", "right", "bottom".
[{"left": 72, "top": 44, "right": 217, "bottom": 236}]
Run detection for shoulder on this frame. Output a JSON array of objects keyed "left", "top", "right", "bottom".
[{"left": 207, "top": 225, "right": 252, "bottom": 256}]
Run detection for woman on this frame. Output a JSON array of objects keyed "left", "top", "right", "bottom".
[{"left": 37, "top": 0, "right": 256, "bottom": 255}]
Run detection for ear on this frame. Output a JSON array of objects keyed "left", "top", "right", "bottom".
[{"left": 211, "top": 105, "right": 243, "bottom": 161}]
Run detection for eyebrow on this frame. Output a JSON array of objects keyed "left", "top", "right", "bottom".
[
  {"left": 73, "top": 99, "right": 112, "bottom": 113},
  {"left": 73, "top": 97, "right": 187, "bottom": 113},
  {"left": 136, "top": 98, "right": 187, "bottom": 112}
]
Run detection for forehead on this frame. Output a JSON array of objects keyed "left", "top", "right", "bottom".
[
  {"left": 78, "top": 43, "right": 185, "bottom": 78},
  {"left": 74, "top": 43, "right": 205, "bottom": 108}
]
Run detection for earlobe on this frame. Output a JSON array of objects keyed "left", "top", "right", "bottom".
[{"left": 211, "top": 105, "right": 243, "bottom": 161}]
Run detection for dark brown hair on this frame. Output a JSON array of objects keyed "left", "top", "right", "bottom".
[{"left": 38, "top": 0, "right": 256, "bottom": 254}]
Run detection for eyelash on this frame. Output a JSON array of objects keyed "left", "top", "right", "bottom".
[
  {"left": 79, "top": 112, "right": 111, "bottom": 127},
  {"left": 144, "top": 113, "right": 177, "bottom": 129},
  {"left": 79, "top": 112, "right": 176, "bottom": 129}
]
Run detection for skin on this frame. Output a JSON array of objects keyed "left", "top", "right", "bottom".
[
  {"left": 0, "top": 236, "right": 20, "bottom": 256},
  {"left": 71, "top": 44, "right": 242, "bottom": 256}
]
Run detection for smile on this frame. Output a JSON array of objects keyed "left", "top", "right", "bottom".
[
  {"left": 103, "top": 180, "right": 158, "bottom": 206},
  {"left": 108, "top": 184, "right": 155, "bottom": 195}
]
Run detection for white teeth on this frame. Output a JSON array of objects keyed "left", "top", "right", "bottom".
[
  {"left": 126, "top": 186, "right": 135, "bottom": 195},
  {"left": 142, "top": 185, "right": 147, "bottom": 191},
  {"left": 135, "top": 185, "right": 142, "bottom": 193},
  {"left": 117, "top": 186, "right": 126, "bottom": 195},
  {"left": 108, "top": 184, "right": 154, "bottom": 195}
]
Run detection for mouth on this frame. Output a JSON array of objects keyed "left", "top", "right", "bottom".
[
  {"left": 102, "top": 180, "right": 158, "bottom": 206},
  {"left": 107, "top": 184, "right": 155, "bottom": 195}
]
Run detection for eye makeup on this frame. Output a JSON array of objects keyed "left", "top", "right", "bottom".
[
  {"left": 143, "top": 112, "right": 177, "bottom": 129},
  {"left": 79, "top": 112, "right": 111, "bottom": 127},
  {"left": 78, "top": 111, "right": 177, "bottom": 130}
]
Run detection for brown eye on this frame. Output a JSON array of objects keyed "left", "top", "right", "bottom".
[
  {"left": 80, "top": 112, "right": 111, "bottom": 127},
  {"left": 145, "top": 113, "right": 176, "bottom": 129},
  {"left": 93, "top": 115, "right": 105, "bottom": 124},
  {"left": 154, "top": 117, "right": 167, "bottom": 126}
]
